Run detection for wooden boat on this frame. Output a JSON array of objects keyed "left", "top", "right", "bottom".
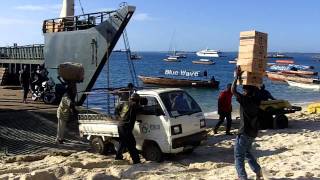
[
  {"left": 275, "top": 60, "right": 295, "bottom": 64},
  {"left": 138, "top": 75, "right": 219, "bottom": 88},
  {"left": 281, "top": 70, "right": 318, "bottom": 76},
  {"left": 287, "top": 80, "right": 320, "bottom": 90},
  {"left": 192, "top": 59, "right": 215, "bottom": 65},
  {"left": 266, "top": 72, "right": 315, "bottom": 83}
]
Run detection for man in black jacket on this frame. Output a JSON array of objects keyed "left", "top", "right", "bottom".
[
  {"left": 115, "top": 93, "right": 141, "bottom": 164},
  {"left": 231, "top": 66, "right": 263, "bottom": 180}
]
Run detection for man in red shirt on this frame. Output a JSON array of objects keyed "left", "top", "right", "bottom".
[{"left": 214, "top": 83, "right": 233, "bottom": 135}]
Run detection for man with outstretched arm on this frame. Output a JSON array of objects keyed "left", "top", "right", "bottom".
[{"left": 232, "top": 66, "right": 264, "bottom": 180}]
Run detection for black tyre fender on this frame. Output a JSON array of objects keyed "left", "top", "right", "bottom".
[
  {"left": 90, "top": 136, "right": 105, "bottom": 155},
  {"left": 265, "top": 106, "right": 275, "bottom": 113},
  {"left": 43, "top": 92, "right": 56, "bottom": 104},
  {"left": 274, "top": 114, "right": 288, "bottom": 129},
  {"left": 104, "top": 141, "right": 117, "bottom": 154},
  {"left": 142, "top": 141, "right": 164, "bottom": 162}
]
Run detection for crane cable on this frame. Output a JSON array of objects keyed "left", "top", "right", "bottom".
[{"left": 78, "top": 0, "right": 85, "bottom": 15}]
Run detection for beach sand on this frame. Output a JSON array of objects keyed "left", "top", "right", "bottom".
[{"left": 1, "top": 87, "right": 320, "bottom": 179}]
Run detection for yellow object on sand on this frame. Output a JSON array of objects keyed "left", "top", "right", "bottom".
[{"left": 307, "top": 103, "right": 320, "bottom": 114}]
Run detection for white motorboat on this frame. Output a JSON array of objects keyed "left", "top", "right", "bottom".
[
  {"left": 287, "top": 80, "right": 320, "bottom": 90},
  {"left": 196, "top": 49, "right": 221, "bottom": 57},
  {"left": 163, "top": 56, "right": 181, "bottom": 62},
  {"left": 192, "top": 59, "right": 215, "bottom": 65}
]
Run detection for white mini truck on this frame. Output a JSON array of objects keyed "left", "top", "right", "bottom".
[{"left": 78, "top": 88, "right": 207, "bottom": 162}]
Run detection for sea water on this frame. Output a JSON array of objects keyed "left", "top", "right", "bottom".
[{"left": 87, "top": 52, "right": 320, "bottom": 113}]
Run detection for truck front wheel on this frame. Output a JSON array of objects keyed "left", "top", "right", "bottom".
[
  {"left": 91, "top": 137, "right": 105, "bottom": 155},
  {"left": 142, "top": 142, "right": 163, "bottom": 162}
]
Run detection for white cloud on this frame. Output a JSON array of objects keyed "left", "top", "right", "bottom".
[
  {"left": 14, "top": 4, "right": 61, "bottom": 12},
  {"left": 0, "top": 17, "right": 40, "bottom": 25},
  {"left": 132, "top": 13, "right": 153, "bottom": 21}
]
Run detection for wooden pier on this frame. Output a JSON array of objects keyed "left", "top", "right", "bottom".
[{"left": 0, "top": 44, "right": 44, "bottom": 84}]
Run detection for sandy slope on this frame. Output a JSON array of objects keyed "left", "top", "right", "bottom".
[{"left": 1, "top": 111, "right": 320, "bottom": 180}]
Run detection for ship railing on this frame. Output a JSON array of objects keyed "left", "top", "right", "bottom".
[
  {"left": 0, "top": 44, "right": 44, "bottom": 60},
  {"left": 42, "top": 10, "right": 117, "bottom": 33}
]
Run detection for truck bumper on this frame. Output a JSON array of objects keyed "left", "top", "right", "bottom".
[{"left": 171, "top": 131, "right": 207, "bottom": 152}]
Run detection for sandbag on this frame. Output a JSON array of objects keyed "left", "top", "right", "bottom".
[{"left": 58, "top": 62, "right": 84, "bottom": 82}]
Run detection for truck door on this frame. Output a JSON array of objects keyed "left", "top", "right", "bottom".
[{"left": 133, "top": 96, "right": 169, "bottom": 152}]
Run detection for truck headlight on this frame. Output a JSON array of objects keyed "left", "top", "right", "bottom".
[
  {"left": 171, "top": 124, "right": 182, "bottom": 135},
  {"left": 200, "top": 119, "right": 206, "bottom": 128}
]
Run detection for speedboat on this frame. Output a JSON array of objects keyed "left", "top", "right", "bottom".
[
  {"left": 163, "top": 56, "right": 181, "bottom": 62},
  {"left": 228, "top": 58, "right": 237, "bottom": 64},
  {"left": 192, "top": 59, "right": 215, "bottom": 65},
  {"left": 196, "top": 49, "right": 221, "bottom": 57}
]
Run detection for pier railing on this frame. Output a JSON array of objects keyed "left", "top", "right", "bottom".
[
  {"left": 42, "top": 10, "right": 117, "bottom": 33},
  {"left": 0, "top": 44, "right": 44, "bottom": 60}
]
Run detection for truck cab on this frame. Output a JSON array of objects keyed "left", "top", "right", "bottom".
[{"left": 78, "top": 88, "right": 207, "bottom": 162}]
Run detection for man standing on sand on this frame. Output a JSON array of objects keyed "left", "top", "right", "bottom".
[
  {"left": 231, "top": 66, "right": 263, "bottom": 180},
  {"left": 19, "top": 65, "right": 30, "bottom": 103},
  {"left": 115, "top": 93, "right": 141, "bottom": 164},
  {"left": 56, "top": 84, "right": 77, "bottom": 144},
  {"left": 214, "top": 83, "right": 233, "bottom": 135}
]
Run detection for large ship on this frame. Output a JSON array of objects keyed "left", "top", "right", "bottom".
[
  {"left": 0, "top": 0, "right": 136, "bottom": 106},
  {"left": 196, "top": 49, "right": 221, "bottom": 57}
]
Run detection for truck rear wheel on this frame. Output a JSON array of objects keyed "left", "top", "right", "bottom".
[
  {"left": 142, "top": 142, "right": 163, "bottom": 162},
  {"left": 91, "top": 137, "right": 105, "bottom": 155},
  {"left": 274, "top": 114, "right": 288, "bottom": 129}
]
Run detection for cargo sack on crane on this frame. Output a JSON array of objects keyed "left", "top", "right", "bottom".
[{"left": 58, "top": 62, "right": 84, "bottom": 82}]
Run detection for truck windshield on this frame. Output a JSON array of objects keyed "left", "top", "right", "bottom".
[{"left": 160, "top": 91, "right": 202, "bottom": 117}]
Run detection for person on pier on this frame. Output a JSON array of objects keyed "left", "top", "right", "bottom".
[{"left": 19, "top": 65, "right": 30, "bottom": 103}]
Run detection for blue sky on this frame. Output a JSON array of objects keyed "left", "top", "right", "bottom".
[{"left": 0, "top": 0, "right": 319, "bottom": 52}]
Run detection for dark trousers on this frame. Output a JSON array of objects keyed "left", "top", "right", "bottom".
[
  {"left": 23, "top": 84, "right": 29, "bottom": 100},
  {"left": 116, "top": 125, "right": 140, "bottom": 163},
  {"left": 215, "top": 112, "right": 232, "bottom": 133}
]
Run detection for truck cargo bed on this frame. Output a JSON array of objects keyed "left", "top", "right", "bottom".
[{"left": 78, "top": 114, "right": 120, "bottom": 138}]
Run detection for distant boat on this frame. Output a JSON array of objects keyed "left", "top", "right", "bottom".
[
  {"left": 163, "top": 56, "right": 181, "bottom": 62},
  {"left": 287, "top": 80, "right": 320, "bottom": 90},
  {"left": 275, "top": 60, "right": 295, "bottom": 64},
  {"left": 281, "top": 70, "right": 318, "bottom": 76},
  {"left": 130, "top": 53, "right": 142, "bottom": 60},
  {"left": 228, "top": 58, "right": 237, "bottom": 64},
  {"left": 175, "top": 52, "right": 187, "bottom": 58},
  {"left": 270, "top": 64, "right": 314, "bottom": 71},
  {"left": 196, "top": 49, "right": 221, "bottom": 57},
  {"left": 267, "top": 53, "right": 293, "bottom": 59},
  {"left": 192, "top": 59, "right": 215, "bottom": 65},
  {"left": 266, "top": 72, "right": 316, "bottom": 83},
  {"left": 138, "top": 75, "right": 219, "bottom": 88}
]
